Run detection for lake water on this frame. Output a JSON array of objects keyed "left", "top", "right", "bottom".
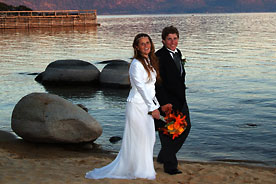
[{"left": 0, "top": 13, "right": 275, "bottom": 168}]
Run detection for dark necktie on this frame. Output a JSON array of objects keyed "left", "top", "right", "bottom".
[{"left": 171, "top": 52, "right": 182, "bottom": 74}]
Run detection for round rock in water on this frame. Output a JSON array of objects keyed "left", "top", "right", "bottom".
[
  {"left": 35, "top": 59, "right": 100, "bottom": 85},
  {"left": 99, "top": 60, "right": 130, "bottom": 88},
  {"left": 11, "top": 93, "right": 102, "bottom": 143}
]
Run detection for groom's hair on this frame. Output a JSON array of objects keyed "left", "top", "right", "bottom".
[{"left": 161, "top": 26, "right": 179, "bottom": 40}]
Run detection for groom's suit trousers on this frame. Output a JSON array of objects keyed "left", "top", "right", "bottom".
[{"left": 156, "top": 104, "right": 191, "bottom": 171}]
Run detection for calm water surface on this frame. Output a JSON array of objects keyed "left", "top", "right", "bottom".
[{"left": 0, "top": 13, "right": 275, "bottom": 167}]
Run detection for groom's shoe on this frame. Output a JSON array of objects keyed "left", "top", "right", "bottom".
[{"left": 165, "top": 169, "right": 182, "bottom": 175}]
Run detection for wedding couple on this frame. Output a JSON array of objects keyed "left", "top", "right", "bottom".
[{"left": 85, "top": 26, "right": 191, "bottom": 180}]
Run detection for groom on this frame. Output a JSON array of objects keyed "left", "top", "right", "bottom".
[{"left": 155, "top": 26, "right": 191, "bottom": 175}]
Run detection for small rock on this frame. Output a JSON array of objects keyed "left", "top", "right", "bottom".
[
  {"left": 77, "top": 104, "right": 88, "bottom": 112},
  {"left": 109, "top": 136, "right": 122, "bottom": 144}
]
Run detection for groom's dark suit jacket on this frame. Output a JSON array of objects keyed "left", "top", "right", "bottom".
[{"left": 155, "top": 46, "right": 188, "bottom": 121}]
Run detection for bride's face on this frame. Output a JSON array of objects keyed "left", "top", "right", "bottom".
[{"left": 136, "top": 37, "right": 151, "bottom": 57}]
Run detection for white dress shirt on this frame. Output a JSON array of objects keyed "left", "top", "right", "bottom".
[
  {"left": 167, "top": 48, "right": 178, "bottom": 58},
  {"left": 167, "top": 48, "right": 183, "bottom": 75}
]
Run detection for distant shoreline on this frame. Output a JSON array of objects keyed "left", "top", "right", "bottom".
[
  {"left": 98, "top": 11, "right": 276, "bottom": 16},
  {"left": 97, "top": 12, "right": 276, "bottom": 18}
]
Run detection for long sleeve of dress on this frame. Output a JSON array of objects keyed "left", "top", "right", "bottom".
[{"left": 128, "top": 60, "right": 159, "bottom": 112}]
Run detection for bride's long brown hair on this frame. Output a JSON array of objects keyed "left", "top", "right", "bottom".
[{"left": 132, "top": 33, "right": 161, "bottom": 82}]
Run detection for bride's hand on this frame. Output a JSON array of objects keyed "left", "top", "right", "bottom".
[{"left": 151, "top": 109, "right": 160, "bottom": 119}]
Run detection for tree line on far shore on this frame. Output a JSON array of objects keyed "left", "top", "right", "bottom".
[{"left": 0, "top": 2, "right": 32, "bottom": 11}]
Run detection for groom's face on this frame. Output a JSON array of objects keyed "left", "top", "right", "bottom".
[{"left": 162, "top": 33, "right": 179, "bottom": 51}]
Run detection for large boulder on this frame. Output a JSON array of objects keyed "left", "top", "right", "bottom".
[
  {"left": 11, "top": 93, "right": 102, "bottom": 143},
  {"left": 99, "top": 60, "right": 130, "bottom": 88},
  {"left": 35, "top": 59, "right": 100, "bottom": 85}
]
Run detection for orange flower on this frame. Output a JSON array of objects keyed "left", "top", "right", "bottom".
[
  {"left": 178, "top": 127, "right": 185, "bottom": 134},
  {"left": 159, "top": 111, "right": 187, "bottom": 140},
  {"left": 168, "top": 124, "right": 174, "bottom": 131},
  {"left": 173, "top": 122, "right": 180, "bottom": 129}
]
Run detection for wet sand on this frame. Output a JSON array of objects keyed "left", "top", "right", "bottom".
[{"left": 0, "top": 130, "right": 275, "bottom": 184}]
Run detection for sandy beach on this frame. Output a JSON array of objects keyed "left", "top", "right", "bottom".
[{"left": 0, "top": 130, "right": 275, "bottom": 184}]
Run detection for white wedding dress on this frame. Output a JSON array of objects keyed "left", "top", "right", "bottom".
[{"left": 85, "top": 58, "right": 160, "bottom": 180}]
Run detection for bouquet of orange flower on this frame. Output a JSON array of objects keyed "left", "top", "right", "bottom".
[{"left": 159, "top": 111, "right": 187, "bottom": 140}]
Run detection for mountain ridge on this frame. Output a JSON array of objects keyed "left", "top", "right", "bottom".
[{"left": 1, "top": 0, "right": 276, "bottom": 14}]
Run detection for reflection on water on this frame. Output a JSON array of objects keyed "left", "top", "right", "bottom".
[
  {"left": 1, "top": 13, "right": 276, "bottom": 167},
  {"left": 43, "top": 85, "right": 100, "bottom": 99},
  {"left": 102, "top": 87, "right": 129, "bottom": 100},
  {"left": 43, "top": 85, "right": 129, "bottom": 105},
  {"left": 0, "top": 26, "right": 98, "bottom": 35}
]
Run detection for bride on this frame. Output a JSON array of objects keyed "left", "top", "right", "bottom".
[{"left": 85, "top": 33, "right": 161, "bottom": 180}]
